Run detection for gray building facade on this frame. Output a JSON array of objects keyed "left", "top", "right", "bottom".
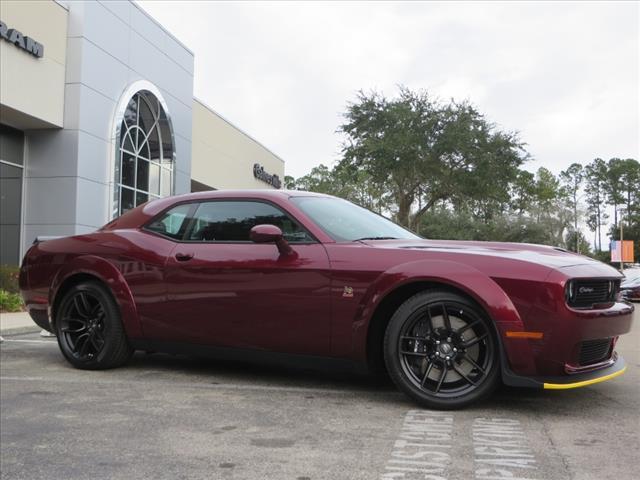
[
  {"left": 1, "top": 0, "right": 285, "bottom": 267},
  {"left": 21, "top": 1, "right": 194, "bottom": 252}
]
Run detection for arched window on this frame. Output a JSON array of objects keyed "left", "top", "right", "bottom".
[{"left": 113, "top": 89, "right": 174, "bottom": 217}]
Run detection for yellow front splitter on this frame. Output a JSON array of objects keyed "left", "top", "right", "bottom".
[{"left": 543, "top": 366, "right": 627, "bottom": 390}]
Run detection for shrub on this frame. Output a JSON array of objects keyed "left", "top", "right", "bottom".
[
  {"left": 0, "top": 265, "right": 20, "bottom": 294},
  {"left": 0, "top": 289, "right": 24, "bottom": 312}
]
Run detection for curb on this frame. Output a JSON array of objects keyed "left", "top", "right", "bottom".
[{"left": 0, "top": 325, "right": 41, "bottom": 336}]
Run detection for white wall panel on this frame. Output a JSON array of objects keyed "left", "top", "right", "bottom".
[
  {"left": 76, "top": 131, "right": 112, "bottom": 185},
  {"left": 71, "top": 38, "right": 130, "bottom": 101},
  {"left": 129, "top": 32, "right": 194, "bottom": 107},
  {"left": 172, "top": 133, "right": 192, "bottom": 179},
  {"left": 24, "top": 177, "right": 77, "bottom": 225},
  {"left": 174, "top": 168, "right": 191, "bottom": 195},
  {"left": 63, "top": 84, "right": 115, "bottom": 141},
  {"left": 75, "top": 178, "right": 109, "bottom": 228},
  {"left": 69, "top": 1, "right": 130, "bottom": 64},
  {"left": 97, "top": 0, "right": 131, "bottom": 25},
  {"left": 26, "top": 130, "right": 79, "bottom": 179}
]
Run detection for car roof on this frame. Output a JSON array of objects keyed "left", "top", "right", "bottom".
[
  {"left": 101, "top": 189, "right": 331, "bottom": 230},
  {"left": 172, "top": 189, "right": 330, "bottom": 201}
]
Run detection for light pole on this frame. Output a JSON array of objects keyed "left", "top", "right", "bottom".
[{"left": 618, "top": 210, "right": 624, "bottom": 275}]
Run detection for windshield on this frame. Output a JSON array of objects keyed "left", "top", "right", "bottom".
[
  {"left": 291, "top": 196, "right": 420, "bottom": 242},
  {"left": 622, "top": 276, "right": 640, "bottom": 287},
  {"left": 622, "top": 269, "right": 640, "bottom": 282}
]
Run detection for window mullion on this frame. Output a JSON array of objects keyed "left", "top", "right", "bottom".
[
  {"left": 115, "top": 91, "right": 173, "bottom": 216},
  {"left": 135, "top": 95, "right": 140, "bottom": 151}
]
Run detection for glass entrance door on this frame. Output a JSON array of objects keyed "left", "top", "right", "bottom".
[{"left": 0, "top": 125, "right": 25, "bottom": 266}]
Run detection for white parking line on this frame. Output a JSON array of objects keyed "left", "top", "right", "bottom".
[
  {"left": 473, "top": 418, "right": 539, "bottom": 480},
  {"left": 0, "top": 339, "right": 56, "bottom": 344},
  {"left": 381, "top": 410, "right": 454, "bottom": 479}
]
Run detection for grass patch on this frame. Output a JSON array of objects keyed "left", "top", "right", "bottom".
[
  {"left": 0, "top": 265, "right": 20, "bottom": 294},
  {"left": 0, "top": 289, "right": 24, "bottom": 313}
]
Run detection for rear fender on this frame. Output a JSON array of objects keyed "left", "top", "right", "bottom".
[
  {"left": 50, "top": 255, "right": 142, "bottom": 338},
  {"left": 354, "top": 259, "right": 535, "bottom": 374}
]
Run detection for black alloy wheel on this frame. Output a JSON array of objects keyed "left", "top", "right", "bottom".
[
  {"left": 56, "top": 281, "right": 133, "bottom": 369},
  {"left": 384, "top": 290, "right": 500, "bottom": 409}
]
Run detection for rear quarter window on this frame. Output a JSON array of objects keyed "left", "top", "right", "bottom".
[{"left": 145, "top": 204, "right": 191, "bottom": 240}]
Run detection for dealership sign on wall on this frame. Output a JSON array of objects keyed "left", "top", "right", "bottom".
[
  {"left": 0, "top": 20, "right": 44, "bottom": 58},
  {"left": 253, "top": 163, "right": 282, "bottom": 189}
]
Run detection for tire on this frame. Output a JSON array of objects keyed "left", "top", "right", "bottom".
[
  {"left": 384, "top": 290, "right": 500, "bottom": 409},
  {"left": 55, "top": 281, "right": 133, "bottom": 370}
]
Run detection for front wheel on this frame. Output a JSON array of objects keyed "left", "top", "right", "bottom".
[
  {"left": 384, "top": 290, "right": 500, "bottom": 409},
  {"left": 55, "top": 281, "right": 133, "bottom": 370}
]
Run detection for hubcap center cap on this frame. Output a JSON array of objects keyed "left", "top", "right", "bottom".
[{"left": 439, "top": 343, "right": 453, "bottom": 355}]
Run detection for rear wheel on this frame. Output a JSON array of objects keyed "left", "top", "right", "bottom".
[
  {"left": 55, "top": 281, "right": 133, "bottom": 369},
  {"left": 384, "top": 290, "right": 499, "bottom": 409}
]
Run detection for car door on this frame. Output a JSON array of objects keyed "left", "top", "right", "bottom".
[{"left": 145, "top": 199, "right": 332, "bottom": 356}]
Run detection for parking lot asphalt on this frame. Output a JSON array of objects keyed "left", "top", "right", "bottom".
[{"left": 1, "top": 308, "right": 638, "bottom": 480}]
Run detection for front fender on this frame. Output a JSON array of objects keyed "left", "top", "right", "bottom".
[
  {"left": 50, "top": 255, "right": 142, "bottom": 339},
  {"left": 353, "top": 259, "right": 536, "bottom": 374}
]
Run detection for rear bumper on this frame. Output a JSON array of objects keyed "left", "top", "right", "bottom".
[{"left": 503, "top": 353, "right": 626, "bottom": 389}]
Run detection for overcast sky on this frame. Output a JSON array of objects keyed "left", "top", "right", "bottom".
[{"left": 138, "top": 1, "right": 639, "bottom": 179}]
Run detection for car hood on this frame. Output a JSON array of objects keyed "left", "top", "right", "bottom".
[{"left": 360, "top": 238, "right": 615, "bottom": 271}]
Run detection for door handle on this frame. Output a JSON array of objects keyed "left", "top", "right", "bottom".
[{"left": 175, "top": 252, "right": 194, "bottom": 262}]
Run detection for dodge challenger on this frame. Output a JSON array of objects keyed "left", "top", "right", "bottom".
[{"left": 19, "top": 190, "right": 634, "bottom": 409}]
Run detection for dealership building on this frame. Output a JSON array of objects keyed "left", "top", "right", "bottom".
[{"left": 0, "top": 0, "right": 285, "bottom": 266}]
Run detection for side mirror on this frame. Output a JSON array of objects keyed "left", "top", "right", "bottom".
[{"left": 250, "top": 224, "right": 293, "bottom": 255}]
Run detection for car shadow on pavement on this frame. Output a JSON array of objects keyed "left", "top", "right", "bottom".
[
  {"left": 126, "top": 350, "right": 399, "bottom": 393},
  {"left": 121, "top": 351, "right": 626, "bottom": 414}
]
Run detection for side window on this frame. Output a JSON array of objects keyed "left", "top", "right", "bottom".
[
  {"left": 146, "top": 204, "right": 191, "bottom": 240},
  {"left": 187, "top": 201, "right": 313, "bottom": 243}
]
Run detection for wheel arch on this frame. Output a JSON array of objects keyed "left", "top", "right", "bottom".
[
  {"left": 52, "top": 272, "right": 103, "bottom": 323},
  {"left": 364, "top": 280, "right": 497, "bottom": 374},
  {"left": 357, "top": 259, "right": 532, "bottom": 375},
  {"left": 50, "top": 255, "right": 142, "bottom": 338}
]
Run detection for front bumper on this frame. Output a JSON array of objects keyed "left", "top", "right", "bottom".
[
  {"left": 498, "top": 266, "right": 633, "bottom": 388},
  {"left": 501, "top": 301, "right": 633, "bottom": 378},
  {"left": 503, "top": 353, "right": 626, "bottom": 389}
]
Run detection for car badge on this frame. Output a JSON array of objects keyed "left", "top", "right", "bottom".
[{"left": 342, "top": 286, "right": 354, "bottom": 298}]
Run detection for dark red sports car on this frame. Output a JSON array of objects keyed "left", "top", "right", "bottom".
[{"left": 19, "top": 190, "right": 634, "bottom": 408}]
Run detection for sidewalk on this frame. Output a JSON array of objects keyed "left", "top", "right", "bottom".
[{"left": 0, "top": 311, "right": 40, "bottom": 336}]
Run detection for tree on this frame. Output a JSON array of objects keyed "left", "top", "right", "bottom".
[
  {"left": 584, "top": 158, "right": 609, "bottom": 251},
  {"left": 532, "top": 167, "right": 562, "bottom": 219},
  {"left": 560, "top": 163, "right": 584, "bottom": 252},
  {"left": 510, "top": 167, "right": 570, "bottom": 246},
  {"left": 618, "top": 158, "right": 640, "bottom": 219},
  {"left": 604, "top": 158, "right": 625, "bottom": 227},
  {"left": 292, "top": 164, "right": 337, "bottom": 194},
  {"left": 418, "top": 206, "right": 573, "bottom": 247},
  {"left": 608, "top": 158, "right": 640, "bottom": 262},
  {"left": 290, "top": 163, "right": 391, "bottom": 213},
  {"left": 564, "top": 230, "right": 591, "bottom": 256},
  {"left": 510, "top": 170, "right": 536, "bottom": 215},
  {"left": 338, "top": 87, "right": 527, "bottom": 229},
  {"left": 284, "top": 175, "right": 297, "bottom": 190}
]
